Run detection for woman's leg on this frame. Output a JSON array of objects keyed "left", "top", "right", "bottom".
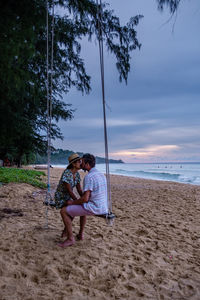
[{"left": 58, "top": 207, "right": 75, "bottom": 247}]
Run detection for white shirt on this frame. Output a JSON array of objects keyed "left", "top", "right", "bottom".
[{"left": 83, "top": 167, "right": 108, "bottom": 215}]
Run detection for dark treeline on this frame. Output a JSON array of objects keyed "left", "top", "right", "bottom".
[
  {"left": 0, "top": 0, "right": 179, "bottom": 167},
  {"left": 35, "top": 149, "right": 124, "bottom": 164}
]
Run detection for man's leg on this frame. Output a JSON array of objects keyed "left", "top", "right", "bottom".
[
  {"left": 61, "top": 227, "right": 67, "bottom": 238},
  {"left": 77, "top": 216, "right": 87, "bottom": 240},
  {"left": 58, "top": 207, "right": 75, "bottom": 247},
  {"left": 58, "top": 205, "right": 94, "bottom": 247}
]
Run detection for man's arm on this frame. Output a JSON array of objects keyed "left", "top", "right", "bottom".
[{"left": 67, "top": 190, "right": 91, "bottom": 205}]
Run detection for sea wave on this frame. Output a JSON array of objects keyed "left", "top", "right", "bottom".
[
  {"left": 114, "top": 169, "right": 180, "bottom": 181},
  {"left": 178, "top": 175, "right": 200, "bottom": 185},
  {"left": 53, "top": 163, "right": 200, "bottom": 186},
  {"left": 109, "top": 168, "right": 200, "bottom": 185}
]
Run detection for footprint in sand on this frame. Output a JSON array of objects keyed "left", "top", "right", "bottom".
[{"left": 0, "top": 208, "right": 23, "bottom": 220}]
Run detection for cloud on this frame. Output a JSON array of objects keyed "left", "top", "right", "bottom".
[
  {"left": 111, "top": 144, "right": 179, "bottom": 157},
  {"left": 67, "top": 118, "right": 159, "bottom": 128},
  {"left": 54, "top": 0, "right": 200, "bottom": 163}
]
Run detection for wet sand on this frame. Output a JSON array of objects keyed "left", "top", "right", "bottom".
[{"left": 0, "top": 167, "right": 200, "bottom": 299}]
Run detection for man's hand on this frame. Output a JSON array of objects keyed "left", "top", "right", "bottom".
[
  {"left": 66, "top": 200, "right": 73, "bottom": 206},
  {"left": 66, "top": 191, "right": 91, "bottom": 206}
]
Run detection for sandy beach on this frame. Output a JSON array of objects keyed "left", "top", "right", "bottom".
[{"left": 0, "top": 167, "right": 200, "bottom": 300}]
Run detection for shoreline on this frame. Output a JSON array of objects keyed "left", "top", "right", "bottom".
[
  {"left": 27, "top": 165, "right": 200, "bottom": 187},
  {"left": 30, "top": 163, "right": 200, "bottom": 186},
  {"left": 29, "top": 165, "right": 200, "bottom": 188},
  {"left": 0, "top": 168, "right": 200, "bottom": 299}
]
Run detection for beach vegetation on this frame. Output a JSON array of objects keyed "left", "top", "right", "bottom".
[
  {"left": 0, "top": 0, "right": 142, "bottom": 167},
  {"left": 0, "top": 167, "right": 46, "bottom": 188}
]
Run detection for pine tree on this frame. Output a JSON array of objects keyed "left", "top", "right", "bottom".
[
  {"left": 157, "top": 0, "right": 181, "bottom": 13},
  {"left": 0, "top": 0, "right": 142, "bottom": 166}
]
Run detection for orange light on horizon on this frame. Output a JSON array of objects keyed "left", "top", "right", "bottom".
[{"left": 110, "top": 145, "right": 180, "bottom": 160}]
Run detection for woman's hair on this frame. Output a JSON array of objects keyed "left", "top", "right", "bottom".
[
  {"left": 67, "top": 164, "right": 73, "bottom": 169},
  {"left": 82, "top": 153, "right": 96, "bottom": 168}
]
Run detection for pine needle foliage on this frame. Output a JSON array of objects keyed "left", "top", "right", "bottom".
[{"left": 0, "top": 0, "right": 143, "bottom": 166}]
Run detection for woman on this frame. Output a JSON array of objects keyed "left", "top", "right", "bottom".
[{"left": 55, "top": 153, "right": 85, "bottom": 239}]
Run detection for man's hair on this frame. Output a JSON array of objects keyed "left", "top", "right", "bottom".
[{"left": 82, "top": 153, "right": 96, "bottom": 168}]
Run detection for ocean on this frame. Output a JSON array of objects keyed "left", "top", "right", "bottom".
[{"left": 53, "top": 162, "right": 200, "bottom": 186}]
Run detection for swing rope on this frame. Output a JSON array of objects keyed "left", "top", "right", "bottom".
[
  {"left": 44, "top": 0, "right": 56, "bottom": 226},
  {"left": 96, "top": 0, "right": 115, "bottom": 222},
  {"left": 44, "top": 0, "right": 115, "bottom": 224}
]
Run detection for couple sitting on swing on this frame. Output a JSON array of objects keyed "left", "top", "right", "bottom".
[{"left": 55, "top": 153, "right": 108, "bottom": 248}]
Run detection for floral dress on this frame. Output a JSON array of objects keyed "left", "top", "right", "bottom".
[{"left": 55, "top": 169, "right": 81, "bottom": 209}]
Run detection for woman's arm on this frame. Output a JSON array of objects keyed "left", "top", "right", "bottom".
[
  {"left": 67, "top": 190, "right": 91, "bottom": 205},
  {"left": 76, "top": 183, "right": 83, "bottom": 197},
  {"left": 63, "top": 182, "right": 77, "bottom": 201}
]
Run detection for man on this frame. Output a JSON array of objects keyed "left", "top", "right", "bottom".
[{"left": 58, "top": 153, "right": 108, "bottom": 248}]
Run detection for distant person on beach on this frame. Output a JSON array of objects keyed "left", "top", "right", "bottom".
[
  {"left": 3, "top": 158, "right": 11, "bottom": 167},
  {"left": 58, "top": 153, "right": 108, "bottom": 248},
  {"left": 54, "top": 153, "right": 84, "bottom": 238}
]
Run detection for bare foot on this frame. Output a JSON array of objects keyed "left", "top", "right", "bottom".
[
  {"left": 57, "top": 239, "right": 75, "bottom": 248},
  {"left": 76, "top": 233, "right": 84, "bottom": 240}
]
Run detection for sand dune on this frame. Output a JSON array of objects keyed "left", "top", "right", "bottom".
[{"left": 0, "top": 168, "right": 200, "bottom": 299}]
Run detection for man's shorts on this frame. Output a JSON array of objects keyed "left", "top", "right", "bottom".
[{"left": 66, "top": 205, "right": 94, "bottom": 218}]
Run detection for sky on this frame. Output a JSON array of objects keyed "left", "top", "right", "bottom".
[{"left": 54, "top": 0, "right": 200, "bottom": 163}]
